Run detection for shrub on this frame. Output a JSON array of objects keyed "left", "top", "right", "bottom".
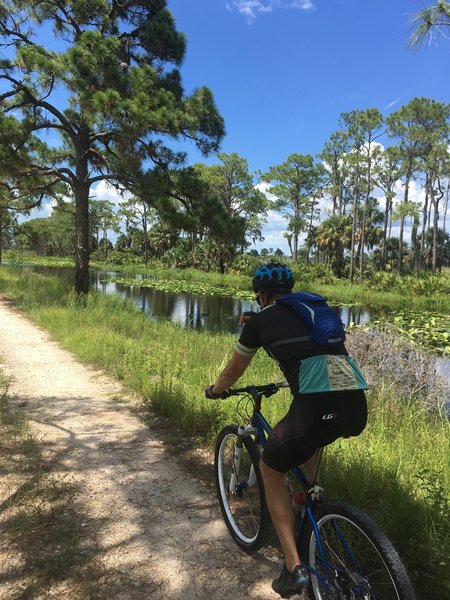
[
  {"left": 292, "top": 263, "right": 337, "bottom": 288},
  {"left": 346, "top": 326, "right": 448, "bottom": 411}
]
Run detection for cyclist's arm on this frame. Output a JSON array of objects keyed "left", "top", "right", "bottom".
[{"left": 211, "top": 350, "right": 253, "bottom": 395}]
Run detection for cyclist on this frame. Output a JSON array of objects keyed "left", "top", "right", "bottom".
[{"left": 205, "top": 262, "right": 368, "bottom": 598}]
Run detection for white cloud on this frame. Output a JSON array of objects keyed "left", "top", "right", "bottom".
[
  {"left": 90, "top": 180, "right": 131, "bottom": 204},
  {"left": 255, "top": 181, "right": 277, "bottom": 201},
  {"left": 39, "top": 198, "right": 58, "bottom": 217},
  {"left": 228, "top": 0, "right": 314, "bottom": 22}
]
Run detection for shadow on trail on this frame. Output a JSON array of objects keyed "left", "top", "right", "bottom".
[{"left": 0, "top": 392, "right": 282, "bottom": 600}]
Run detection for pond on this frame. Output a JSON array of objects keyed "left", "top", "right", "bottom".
[
  {"left": 35, "top": 265, "right": 379, "bottom": 334},
  {"left": 13, "top": 264, "right": 449, "bottom": 334}
]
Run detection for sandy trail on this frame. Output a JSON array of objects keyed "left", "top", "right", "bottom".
[{"left": 0, "top": 297, "right": 304, "bottom": 600}]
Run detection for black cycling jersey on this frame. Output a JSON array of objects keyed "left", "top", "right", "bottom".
[
  {"left": 236, "top": 299, "right": 367, "bottom": 472},
  {"left": 237, "top": 303, "right": 347, "bottom": 396}
]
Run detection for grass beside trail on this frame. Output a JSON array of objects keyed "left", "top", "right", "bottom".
[{"left": 0, "top": 265, "right": 449, "bottom": 599}]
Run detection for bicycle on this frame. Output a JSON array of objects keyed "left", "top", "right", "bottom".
[{"left": 213, "top": 381, "right": 416, "bottom": 600}]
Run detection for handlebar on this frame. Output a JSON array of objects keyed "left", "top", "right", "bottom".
[{"left": 220, "top": 381, "right": 289, "bottom": 400}]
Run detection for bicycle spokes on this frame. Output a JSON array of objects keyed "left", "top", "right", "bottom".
[
  {"left": 221, "top": 435, "right": 262, "bottom": 539},
  {"left": 307, "top": 509, "right": 407, "bottom": 599}
]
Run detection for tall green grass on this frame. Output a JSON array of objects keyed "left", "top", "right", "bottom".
[{"left": 0, "top": 265, "right": 449, "bottom": 598}]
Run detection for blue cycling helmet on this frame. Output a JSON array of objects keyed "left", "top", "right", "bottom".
[{"left": 252, "top": 262, "right": 295, "bottom": 293}]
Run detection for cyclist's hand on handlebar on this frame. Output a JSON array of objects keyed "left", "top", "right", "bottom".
[
  {"left": 205, "top": 384, "right": 229, "bottom": 399},
  {"left": 238, "top": 311, "right": 257, "bottom": 326}
]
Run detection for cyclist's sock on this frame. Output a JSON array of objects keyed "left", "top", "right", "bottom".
[{"left": 272, "top": 563, "right": 309, "bottom": 598}]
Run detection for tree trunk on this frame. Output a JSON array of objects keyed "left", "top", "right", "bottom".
[
  {"left": 72, "top": 121, "right": 92, "bottom": 295},
  {"left": 420, "top": 174, "right": 430, "bottom": 273},
  {"left": 381, "top": 193, "right": 392, "bottom": 269},
  {"left": 432, "top": 199, "right": 438, "bottom": 274},
  {"left": 411, "top": 214, "right": 419, "bottom": 276},
  {"left": 293, "top": 232, "right": 298, "bottom": 262},
  {"left": 430, "top": 182, "right": 443, "bottom": 275},
  {"left": 143, "top": 209, "right": 148, "bottom": 267},
  {"left": 285, "top": 234, "right": 293, "bottom": 258},
  {"left": 443, "top": 180, "right": 449, "bottom": 233},
  {"left": 349, "top": 192, "right": 359, "bottom": 282},
  {"left": 74, "top": 184, "right": 90, "bottom": 295},
  {"left": 397, "top": 171, "right": 411, "bottom": 274},
  {"left": 336, "top": 243, "right": 343, "bottom": 278}
]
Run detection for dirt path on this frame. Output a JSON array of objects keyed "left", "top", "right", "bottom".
[{"left": 0, "top": 297, "right": 298, "bottom": 600}]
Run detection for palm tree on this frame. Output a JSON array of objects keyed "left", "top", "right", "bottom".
[
  {"left": 408, "top": 1, "right": 450, "bottom": 47},
  {"left": 373, "top": 146, "right": 404, "bottom": 270},
  {"left": 315, "top": 215, "right": 352, "bottom": 277}
]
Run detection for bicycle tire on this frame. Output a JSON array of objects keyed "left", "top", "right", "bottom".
[
  {"left": 214, "top": 425, "right": 271, "bottom": 554},
  {"left": 300, "top": 501, "right": 416, "bottom": 600}
]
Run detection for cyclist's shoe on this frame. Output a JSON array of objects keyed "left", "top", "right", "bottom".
[{"left": 272, "top": 563, "right": 309, "bottom": 598}]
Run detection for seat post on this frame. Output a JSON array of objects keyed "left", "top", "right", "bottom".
[{"left": 310, "top": 447, "right": 324, "bottom": 484}]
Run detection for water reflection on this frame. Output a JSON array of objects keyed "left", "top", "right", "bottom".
[
  {"left": 336, "top": 306, "right": 372, "bottom": 328},
  {"left": 94, "top": 270, "right": 376, "bottom": 332},
  {"left": 117, "top": 282, "right": 252, "bottom": 333},
  {"left": 17, "top": 265, "right": 377, "bottom": 333},
  {"left": 10, "top": 264, "right": 450, "bottom": 410}
]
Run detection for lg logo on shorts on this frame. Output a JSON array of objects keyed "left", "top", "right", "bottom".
[{"left": 322, "top": 413, "right": 337, "bottom": 420}]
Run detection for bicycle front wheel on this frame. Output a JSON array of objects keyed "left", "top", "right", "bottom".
[
  {"left": 301, "top": 501, "right": 416, "bottom": 600},
  {"left": 214, "top": 425, "right": 271, "bottom": 554}
]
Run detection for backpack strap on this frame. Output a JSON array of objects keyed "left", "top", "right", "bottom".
[{"left": 266, "top": 336, "right": 310, "bottom": 350}]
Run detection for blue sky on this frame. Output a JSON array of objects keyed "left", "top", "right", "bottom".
[
  {"left": 163, "top": 0, "right": 450, "bottom": 252},
  {"left": 33, "top": 1, "right": 450, "bottom": 253},
  {"left": 167, "top": 0, "right": 449, "bottom": 172}
]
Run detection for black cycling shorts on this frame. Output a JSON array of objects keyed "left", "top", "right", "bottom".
[{"left": 261, "top": 389, "right": 367, "bottom": 473}]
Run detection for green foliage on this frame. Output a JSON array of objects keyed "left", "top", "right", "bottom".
[
  {"left": 291, "top": 262, "right": 337, "bottom": 288},
  {"left": 113, "top": 275, "right": 255, "bottom": 300},
  {"left": 367, "top": 272, "right": 450, "bottom": 296},
  {"left": 375, "top": 312, "right": 450, "bottom": 355},
  {"left": 14, "top": 205, "right": 76, "bottom": 257},
  {"left": 0, "top": 0, "right": 224, "bottom": 293},
  {"left": 3, "top": 252, "right": 74, "bottom": 268},
  {"left": 228, "top": 253, "right": 263, "bottom": 276},
  {"left": 408, "top": 0, "right": 450, "bottom": 47},
  {"left": 0, "top": 266, "right": 449, "bottom": 599},
  {"left": 262, "top": 154, "right": 325, "bottom": 260}
]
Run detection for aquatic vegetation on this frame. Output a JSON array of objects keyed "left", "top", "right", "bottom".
[
  {"left": 369, "top": 311, "right": 450, "bottom": 356},
  {"left": 114, "top": 276, "right": 255, "bottom": 300}
]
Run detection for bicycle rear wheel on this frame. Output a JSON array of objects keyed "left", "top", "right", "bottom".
[
  {"left": 214, "top": 425, "right": 271, "bottom": 554},
  {"left": 301, "top": 501, "right": 416, "bottom": 600}
]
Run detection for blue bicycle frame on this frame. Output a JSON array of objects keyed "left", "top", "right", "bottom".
[{"left": 243, "top": 392, "right": 343, "bottom": 595}]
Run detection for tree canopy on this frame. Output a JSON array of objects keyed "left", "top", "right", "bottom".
[
  {"left": 408, "top": 0, "right": 450, "bottom": 47},
  {"left": 0, "top": 0, "right": 224, "bottom": 292}
]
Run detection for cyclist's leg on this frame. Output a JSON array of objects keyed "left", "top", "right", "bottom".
[
  {"left": 263, "top": 390, "right": 368, "bottom": 477},
  {"left": 259, "top": 459, "right": 300, "bottom": 572},
  {"left": 259, "top": 397, "right": 317, "bottom": 574},
  {"left": 260, "top": 391, "right": 367, "bottom": 571}
]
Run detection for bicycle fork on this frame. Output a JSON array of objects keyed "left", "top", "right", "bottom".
[{"left": 229, "top": 426, "right": 258, "bottom": 496}]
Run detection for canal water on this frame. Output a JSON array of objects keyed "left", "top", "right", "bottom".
[
  {"left": 91, "top": 269, "right": 375, "bottom": 334},
  {"left": 24, "top": 265, "right": 377, "bottom": 333}
]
